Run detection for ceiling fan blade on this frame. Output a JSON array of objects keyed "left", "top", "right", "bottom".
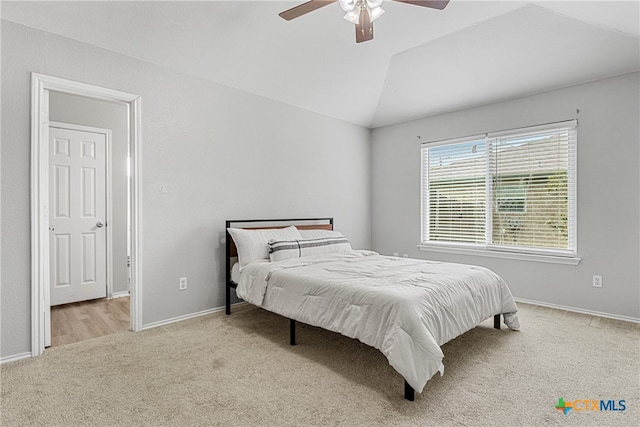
[
  {"left": 355, "top": 8, "right": 374, "bottom": 43},
  {"left": 279, "top": 0, "right": 337, "bottom": 21},
  {"left": 393, "top": 0, "right": 450, "bottom": 10}
]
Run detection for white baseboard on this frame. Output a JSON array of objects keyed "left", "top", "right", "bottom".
[
  {"left": 515, "top": 297, "right": 640, "bottom": 324},
  {"left": 141, "top": 302, "right": 247, "bottom": 331},
  {"left": 0, "top": 352, "right": 32, "bottom": 365},
  {"left": 110, "top": 291, "right": 130, "bottom": 299}
]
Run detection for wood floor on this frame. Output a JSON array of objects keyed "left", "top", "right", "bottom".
[{"left": 50, "top": 296, "right": 130, "bottom": 347}]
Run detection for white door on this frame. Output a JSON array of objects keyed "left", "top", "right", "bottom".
[{"left": 49, "top": 126, "right": 107, "bottom": 305}]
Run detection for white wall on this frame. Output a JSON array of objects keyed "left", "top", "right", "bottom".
[
  {"left": 372, "top": 72, "right": 640, "bottom": 320},
  {"left": 49, "top": 91, "right": 129, "bottom": 295},
  {"left": 0, "top": 21, "right": 371, "bottom": 358}
]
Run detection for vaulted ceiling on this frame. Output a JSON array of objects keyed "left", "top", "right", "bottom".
[{"left": 2, "top": 1, "right": 639, "bottom": 128}]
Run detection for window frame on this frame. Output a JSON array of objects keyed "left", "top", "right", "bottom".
[{"left": 420, "top": 120, "right": 579, "bottom": 265}]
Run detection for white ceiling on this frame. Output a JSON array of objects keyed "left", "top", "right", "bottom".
[{"left": 2, "top": 1, "right": 639, "bottom": 128}]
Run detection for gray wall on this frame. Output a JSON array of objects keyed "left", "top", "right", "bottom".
[
  {"left": 1, "top": 21, "right": 371, "bottom": 358},
  {"left": 372, "top": 72, "right": 640, "bottom": 320},
  {"left": 49, "top": 91, "right": 129, "bottom": 295}
]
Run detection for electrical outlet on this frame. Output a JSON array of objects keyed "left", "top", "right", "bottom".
[
  {"left": 393, "top": 252, "right": 399, "bottom": 257},
  {"left": 592, "top": 275, "right": 602, "bottom": 288},
  {"left": 402, "top": 254, "right": 409, "bottom": 258},
  {"left": 179, "top": 277, "right": 188, "bottom": 291}
]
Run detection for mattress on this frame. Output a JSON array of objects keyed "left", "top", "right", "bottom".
[{"left": 236, "top": 250, "right": 519, "bottom": 393}]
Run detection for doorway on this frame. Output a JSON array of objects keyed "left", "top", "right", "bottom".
[
  {"left": 48, "top": 119, "right": 127, "bottom": 347},
  {"left": 31, "top": 73, "right": 142, "bottom": 356}
]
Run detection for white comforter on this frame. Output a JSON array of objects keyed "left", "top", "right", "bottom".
[{"left": 236, "top": 250, "right": 519, "bottom": 393}]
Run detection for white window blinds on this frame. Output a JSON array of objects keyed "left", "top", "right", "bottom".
[
  {"left": 422, "top": 137, "right": 487, "bottom": 244},
  {"left": 422, "top": 120, "right": 577, "bottom": 257}
]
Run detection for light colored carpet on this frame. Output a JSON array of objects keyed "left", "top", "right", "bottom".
[{"left": 1, "top": 302, "right": 638, "bottom": 426}]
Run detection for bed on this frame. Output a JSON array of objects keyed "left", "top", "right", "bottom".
[{"left": 225, "top": 218, "right": 520, "bottom": 401}]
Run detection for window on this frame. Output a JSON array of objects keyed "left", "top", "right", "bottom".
[{"left": 421, "top": 120, "right": 576, "bottom": 258}]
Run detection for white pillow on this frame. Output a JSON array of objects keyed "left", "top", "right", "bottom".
[
  {"left": 227, "top": 226, "right": 302, "bottom": 270},
  {"left": 268, "top": 235, "right": 352, "bottom": 262},
  {"left": 297, "top": 228, "right": 345, "bottom": 239}
]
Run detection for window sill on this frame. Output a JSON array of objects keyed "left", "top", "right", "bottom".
[{"left": 417, "top": 244, "right": 581, "bottom": 265}]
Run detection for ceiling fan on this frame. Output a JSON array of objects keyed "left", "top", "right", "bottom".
[{"left": 279, "top": 0, "right": 450, "bottom": 43}]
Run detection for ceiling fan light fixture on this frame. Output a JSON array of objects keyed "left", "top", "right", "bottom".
[
  {"left": 343, "top": 0, "right": 384, "bottom": 24},
  {"left": 339, "top": 0, "right": 357, "bottom": 12},
  {"left": 368, "top": 6, "right": 385, "bottom": 22},
  {"left": 343, "top": 7, "right": 361, "bottom": 24}
]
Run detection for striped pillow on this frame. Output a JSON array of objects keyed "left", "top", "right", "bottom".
[{"left": 268, "top": 235, "right": 352, "bottom": 262}]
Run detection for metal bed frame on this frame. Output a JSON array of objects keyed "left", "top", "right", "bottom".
[{"left": 225, "top": 217, "right": 501, "bottom": 401}]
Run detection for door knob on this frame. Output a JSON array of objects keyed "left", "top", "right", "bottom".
[{"left": 96, "top": 222, "right": 104, "bottom": 228}]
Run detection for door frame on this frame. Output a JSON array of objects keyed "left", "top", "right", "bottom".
[
  {"left": 49, "top": 121, "right": 114, "bottom": 304},
  {"left": 31, "top": 73, "right": 143, "bottom": 356}
]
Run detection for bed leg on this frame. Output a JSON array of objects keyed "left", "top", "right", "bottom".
[
  {"left": 404, "top": 380, "right": 415, "bottom": 401},
  {"left": 226, "top": 285, "right": 231, "bottom": 315},
  {"left": 494, "top": 314, "right": 501, "bottom": 329},
  {"left": 290, "top": 319, "right": 296, "bottom": 346}
]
